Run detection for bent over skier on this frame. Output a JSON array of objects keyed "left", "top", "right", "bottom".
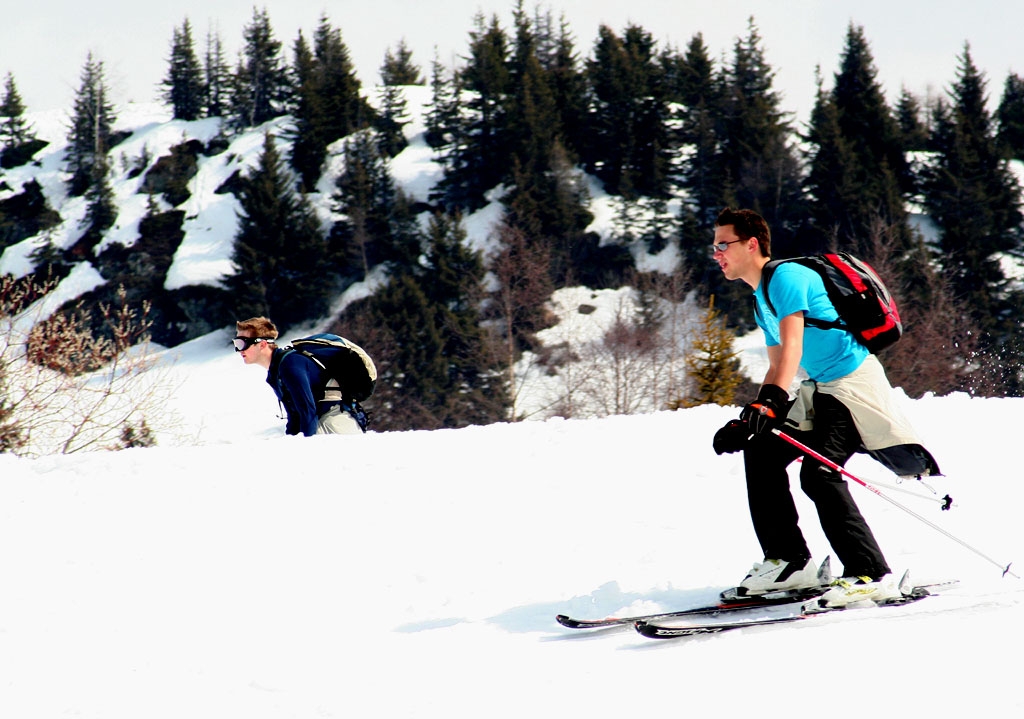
[
  {"left": 710, "top": 208, "right": 939, "bottom": 607},
  {"left": 234, "top": 316, "right": 365, "bottom": 436}
]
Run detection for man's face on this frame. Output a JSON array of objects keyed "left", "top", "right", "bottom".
[
  {"left": 235, "top": 331, "right": 270, "bottom": 366},
  {"left": 713, "top": 224, "right": 752, "bottom": 281}
]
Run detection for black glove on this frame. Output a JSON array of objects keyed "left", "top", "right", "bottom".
[
  {"left": 740, "top": 384, "right": 790, "bottom": 436},
  {"left": 713, "top": 418, "right": 749, "bottom": 455}
]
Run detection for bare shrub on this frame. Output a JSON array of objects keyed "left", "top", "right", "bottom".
[
  {"left": 859, "top": 219, "right": 978, "bottom": 398},
  {"left": 1, "top": 277, "right": 172, "bottom": 456},
  {"left": 518, "top": 284, "right": 696, "bottom": 420}
]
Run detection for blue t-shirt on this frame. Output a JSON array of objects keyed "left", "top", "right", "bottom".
[{"left": 754, "top": 263, "right": 868, "bottom": 383}]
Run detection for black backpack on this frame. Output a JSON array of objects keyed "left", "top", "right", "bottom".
[
  {"left": 286, "top": 333, "right": 377, "bottom": 402},
  {"left": 760, "top": 252, "right": 902, "bottom": 353}
]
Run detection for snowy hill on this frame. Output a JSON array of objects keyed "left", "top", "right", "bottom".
[
  {"left": 2, "top": 86, "right": 1023, "bottom": 719},
  {"left": 0, "top": 86, "right": 675, "bottom": 318}
]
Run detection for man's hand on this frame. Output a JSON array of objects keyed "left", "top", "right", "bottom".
[
  {"left": 713, "top": 418, "right": 749, "bottom": 455},
  {"left": 740, "top": 384, "right": 790, "bottom": 436}
]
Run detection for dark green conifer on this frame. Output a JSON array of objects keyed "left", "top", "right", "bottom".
[
  {"left": 433, "top": 12, "right": 512, "bottom": 211},
  {"left": 226, "top": 132, "right": 333, "bottom": 328},
  {"left": 290, "top": 15, "right": 371, "bottom": 188},
  {"left": 161, "top": 18, "right": 205, "bottom": 121},
  {"left": 203, "top": 27, "right": 230, "bottom": 117},
  {"left": 920, "top": 44, "right": 1024, "bottom": 384},
  {"left": 674, "top": 33, "right": 720, "bottom": 226},
  {"left": 374, "top": 77, "right": 410, "bottom": 157},
  {"left": 230, "top": 7, "right": 289, "bottom": 128},
  {"left": 424, "top": 53, "right": 461, "bottom": 150},
  {"left": 895, "top": 87, "right": 929, "bottom": 152},
  {"left": 715, "top": 17, "right": 802, "bottom": 234},
  {"left": 380, "top": 39, "right": 424, "bottom": 85},
  {"left": 66, "top": 53, "right": 117, "bottom": 197},
  {"left": 995, "top": 72, "right": 1024, "bottom": 160},
  {"left": 584, "top": 23, "right": 672, "bottom": 198},
  {"left": 0, "top": 73, "right": 32, "bottom": 152},
  {"left": 805, "top": 23, "right": 912, "bottom": 257},
  {"left": 419, "top": 212, "right": 508, "bottom": 425}
]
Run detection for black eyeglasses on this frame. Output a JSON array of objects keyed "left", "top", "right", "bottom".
[
  {"left": 711, "top": 238, "right": 745, "bottom": 253},
  {"left": 233, "top": 336, "right": 268, "bottom": 351}
]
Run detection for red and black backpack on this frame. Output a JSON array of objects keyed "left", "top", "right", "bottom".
[{"left": 760, "top": 252, "right": 902, "bottom": 354}]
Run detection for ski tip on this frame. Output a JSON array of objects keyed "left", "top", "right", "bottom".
[
  {"left": 634, "top": 620, "right": 659, "bottom": 638},
  {"left": 555, "top": 614, "right": 580, "bottom": 628},
  {"left": 897, "top": 569, "right": 913, "bottom": 595}
]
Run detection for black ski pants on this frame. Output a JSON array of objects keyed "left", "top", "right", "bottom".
[{"left": 742, "top": 389, "right": 891, "bottom": 579}]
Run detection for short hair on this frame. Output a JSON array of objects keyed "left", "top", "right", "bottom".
[
  {"left": 235, "top": 316, "right": 279, "bottom": 345},
  {"left": 715, "top": 207, "right": 771, "bottom": 258}
]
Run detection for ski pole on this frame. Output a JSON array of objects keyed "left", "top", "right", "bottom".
[{"left": 772, "top": 428, "right": 1019, "bottom": 579}]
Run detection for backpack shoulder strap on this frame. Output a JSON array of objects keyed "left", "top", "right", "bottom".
[
  {"left": 291, "top": 346, "right": 326, "bottom": 371},
  {"left": 759, "top": 259, "right": 786, "bottom": 317}
]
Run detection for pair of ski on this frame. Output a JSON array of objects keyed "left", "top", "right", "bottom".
[{"left": 556, "top": 560, "right": 954, "bottom": 639}]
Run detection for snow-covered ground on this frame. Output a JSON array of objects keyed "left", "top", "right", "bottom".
[{"left": 1, "top": 330, "right": 1022, "bottom": 717}]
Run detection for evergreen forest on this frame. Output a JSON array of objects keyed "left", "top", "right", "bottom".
[{"left": 3, "top": 3, "right": 1024, "bottom": 433}]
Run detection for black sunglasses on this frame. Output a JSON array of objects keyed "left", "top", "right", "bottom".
[
  {"left": 233, "top": 336, "right": 269, "bottom": 351},
  {"left": 711, "top": 238, "right": 745, "bottom": 253}
]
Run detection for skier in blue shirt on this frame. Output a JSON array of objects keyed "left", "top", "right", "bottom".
[{"left": 711, "top": 208, "right": 938, "bottom": 607}]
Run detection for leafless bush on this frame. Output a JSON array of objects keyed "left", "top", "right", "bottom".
[
  {"left": 488, "top": 222, "right": 556, "bottom": 419},
  {"left": 519, "top": 284, "right": 697, "bottom": 420},
  {"left": 1, "top": 276, "right": 174, "bottom": 456},
  {"left": 858, "top": 218, "right": 977, "bottom": 398}
]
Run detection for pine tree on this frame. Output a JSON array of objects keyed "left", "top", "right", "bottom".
[
  {"left": 584, "top": 23, "right": 673, "bottom": 198},
  {"left": 921, "top": 45, "right": 1024, "bottom": 389},
  {"left": 506, "top": 3, "right": 559, "bottom": 178},
  {"left": 995, "top": 72, "right": 1024, "bottom": 160},
  {"left": 424, "top": 52, "right": 462, "bottom": 150},
  {"left": 203, "top": 26, "right": 230, "bottom": 117},
  {"left": 895, "top": 87, "right": 929, "bottom": 152},
  {"left": 497, "top": 3, "right": 594, "bottom": 287},
  {"left": 161, "top": 18, "right": 205, "bottom": 121},
  {"left": 542, "top": 14, "right": 587, "bottom": 163},
  {"left": 374, "top": 76, "right": 410, "bottom": 157},
  {"left": 804, "top": 23, "right": 913, "bottom": 257},
  {"left": 81, "top": 151, "right": 116, "bottom": 238},
  {"left": 28, "top": 234, "right": 72, "bottom": 280},
  {"left": 715, "top": 17, "right": 802, "bottom": 234},
  {"left": 380, "top": 39, "right": 424, "bottom": 85},
  {"left": 230, "top": 7, "right": 289, "bottom": 128},
  {"left": 315, "top": 18, "right": 370, "bottom": 135},
  {"left": 337, "top": 275, "right": 450, "bottom": 431},
  {"left": 672, "top": 33, "right": 720, "bottom": 223},
  {"left": 418, "top": 212, "right": 508, "bottom": 425},
  {"left": 66, "top": 53, "right": 117, "bottom": 197},
  {"left": 289, "top": 31, "right": 323, "bottom": 188},
  {"left": 677, "top": 296, "right": 742, "bottom": 408},
  {"left": 672, "top": 32, "right": 723, "bottom": 289},
  {"left": 332, "top": 130, "right": 395, "bottom": 277},
  {"left": 433, "top": 12, "right": 513, "bottom": 211},
  {"left": 0, "top": 73, "right": 32, "bottom": 152},
  {"left": 375, "top": 38, "right": 419, "bottom": 157},
  {"left": 226, "top": 132, "right": 334, "bottom": 328},
  {"left": 290, "top": 15, "right": 370, "bottom": 188},
  {"left": 690, "top": 19, "right": 802, "bottom": 327},
  {"left": 803, "top": 80, "right": 863, "bottom": 252}
]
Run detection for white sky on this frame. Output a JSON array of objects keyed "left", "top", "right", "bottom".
[{"left": 3, "top": 1, "right": 1021, "bottom": 125}]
